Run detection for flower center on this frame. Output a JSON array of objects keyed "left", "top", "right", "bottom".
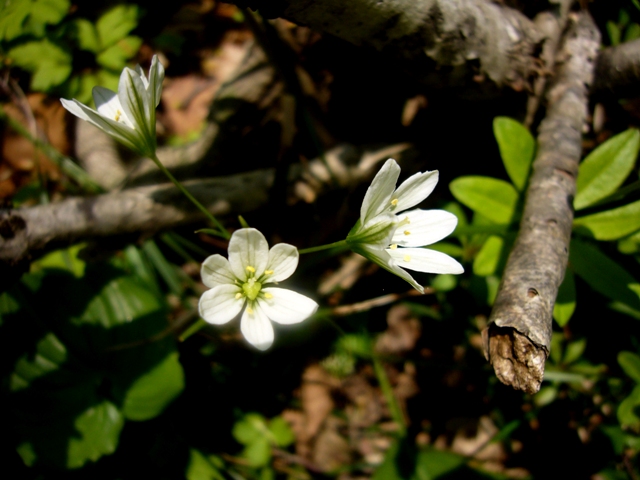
[{"left": 242, "top": 277, "right": 262, "bottom": 301}]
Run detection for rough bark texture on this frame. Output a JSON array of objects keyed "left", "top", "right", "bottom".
[
  {"left": 235, "top": 0, "right": 542, "bottom": 89},
  {"left": 483, "top": 12, "right": 601, "bottom": 394},
  {"left": 593, "top": 38, "right": 640, "bottom": 97}
]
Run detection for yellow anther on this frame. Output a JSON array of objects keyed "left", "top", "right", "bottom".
[
  {"left": 264, "top": 269, "right": 274, "bottom": 275},
  {"left": 391, "top": 198, "right": 399, "bottom": 206},
  {"left": 246, "top": 265, "right": 256, "bottom": 273},
  {"left": 246, "top": 306, "right": 254, "bottom": 315},
  {"left": 114, "top": 110, "right": 122, "bottom": 122},
  {"left": 403, "top": 255, "right": 411, "bottom": 262},
  {"left": 264, "top": 293, "right": 273, "bottom": 299},
  {"left": 235, "top": 292, "right": 243, "bottom": 299},
  {"left": 404, "top": 230, "right": 411, "bottom": 236}
]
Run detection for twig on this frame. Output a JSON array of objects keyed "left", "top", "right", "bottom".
[{"left": 483, "top": 12, "right": 601, "bottom": 394}]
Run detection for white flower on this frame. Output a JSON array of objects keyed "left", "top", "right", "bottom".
[
  {"left": 61, "top": 55, "right": 164, "bottom": 157},
  {"left": 199, "top": 228, "right": 319, "bottom": 351},
  {"left": 346, "top": 158, "right": 463, "bottom": 293}
]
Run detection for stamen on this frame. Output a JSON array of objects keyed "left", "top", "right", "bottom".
[
  {"left": 246, "top": 306, "right": 254, "bottom": 315},
  {"left": 114, "top": 109, "right": 122, "bottom": 122},
  {"left": 391, "top": 198, "right": 399, "bottom": 206},
  {"left": 235, "top": 292, "right": 243, "bottom": 299},
  {"left": 404, "top": 230, "right": 411, "bottom": 235},
  {"left": 389, "top": 244, "right": 398, "bottom": 250},
  {"left": 264, "top": 269, "right": 274, "bottom": 275},
  {"left": 246, "top": 265, "right": 256, "bottom": 273},
  {"left": 403, "top": 255, "right": 411, "bottom": 262},
  {"left": 264, "top": 293, "right": 273, "bottom": 299}
]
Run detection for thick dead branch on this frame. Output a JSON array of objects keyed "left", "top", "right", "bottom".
[
  {"left": 0, "top": 143, "right": 409, "bottom": 270},
  {"left": 593, "top": 38, "right": 640, "bottom": 97},
  {"left": 235, "top": 0, "right": 542, "bottom": 89},
  {"left": 483, "top": 12, "right": 600, "bottom": 394}
]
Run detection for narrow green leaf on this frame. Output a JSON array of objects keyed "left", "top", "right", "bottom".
[
  {"left": 493, "top": 117, "right": 535, "bottom": 191},
  {"left": 617, "top": 385, "right": 640, "bottom": 428},
  {"left": 414, "top": 448, "right": 466, "bottom": 479},
  {"left": 553, "top": 269, "right": 576, "bottom": 327},
  {"left": 573, "top": 199, "right": 640, "bottom": 240},
  {"left": 122, "top": 352, "right": 185, "bottom": 421},
  {"left": 449, "top": 176, "right": 519, "bottom": 224},
  {"left": 563, "top": 338, "right": 587, "bottom": 365},
  {"left": 618, "top": 351, "right": 640, "bottom": 383},
  {"left": 575, "top": 129, "right": 640, "bottom": 210},
  {"left": 569, "top": 239, "right": 640, "bottom": 311}
]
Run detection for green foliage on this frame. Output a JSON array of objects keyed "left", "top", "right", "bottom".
[
  {"left": 232, "top": 413, "right": 294, "bottom": 468},
  {"left": 449, "top": 176, "right": 518, "bottom": 224},
  {"left": 493, "top": 116, "right": 535, "bottom": 191},
  {"left": 574, "top": 199, "right": 640, "bottom": 240},
  {"left": 2, "top": 247, "right": 185, "bottom": 469},
  {"left": 1, "top": 1, "right": 143, "bottom": 102},
  {"left": 607, "top": 8, "right": 640, "bottom": 46}
]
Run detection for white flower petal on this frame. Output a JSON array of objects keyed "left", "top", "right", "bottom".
[
  {"left": 264, "top": 243, "right": 298, "bottom": 283},
  {"left": 354, "top": 244, "right": 424, "bottom": 293},
  {"left": 391, "top": 209, "right": 458, "bottom": 247},
  {"left": 118, "top": 67, "right": 154, "bottom": 142},
  {"left": 240, "top": 303, "right": 274, "bottom": 351},
  {"left": 199, "top": 284, "right": 244, "bottom": 325},
  {"left": 386, "top": 247, "right": 464, "bottom": 275},
  {"left": 93, "top": 86, "right": 134, "bottom": 128},
  {"left": 360, "top": 159, "right": 400, "bottom": 225},
  {"left": 228, "top": 228, "right": 269, "bottom": 281},
  {"left": 149, "top": 55, "right": 165, "bottom": 108},
  {"left": 201, "top": 254, "right": 236, "bottom": 288},
  {"left": 260, "top": 288, "right": 318, "bottom": 324},
  {"left": 392, "top": 170, "right": 438, "bottom": 212}
]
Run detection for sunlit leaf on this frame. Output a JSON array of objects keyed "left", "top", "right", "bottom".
[
  {"left": 269, "top": 417, "right": 295, "bottom": 447},
  {"left": 96, "top": 5, "right": 139, "bottom": 48},
  {"left": 574, "top": 199, "right": 640, "bottom": 240},
  {"left": 575, "top": 129, "right": 640, "bottom": 210},
  {"left": 74, "top": 18, "right": 100, "bottom": 53},
  {"left": 450, "top": 176, "right": 519, "bottom": 224},
  {"left": 242, "top": 438, "right": 271, "bottom": 467},
  {"left": 186, "top": 450, "right": 226, "bottom": 480},
  {"left": 473, "top": 236, "right": 504, "bottom": 277},
  {"left": 493, "top": 117, "right": 535, "bottom": 191},
  {"left": 7, "top": 39, "right": 72, "bottom": 91},
  {"left": 618, "top": 351, "right": 640, "bottom": 384}
]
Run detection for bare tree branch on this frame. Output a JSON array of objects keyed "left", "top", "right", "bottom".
[
  {"left": 234, "top": 0, "right": 542, "bottom": 88},
  {"left": 593, "top": 38, "right": 640, "bottom": 97},
  {"left": 482, "top": 12, "right": 600, "bottom": 394}
]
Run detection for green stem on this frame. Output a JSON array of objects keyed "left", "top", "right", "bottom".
[
  {"left": 372, "top": 351, "right": 407, "bottom": 436},
  {"left": 150, "top": 153, "right": 230, "bottom": 239},
  {"left": 179, "top": 318, "right": 208, "bottom": 342},
  {"left": 298, "top": 239, "right": 348, "bottom": 254}
]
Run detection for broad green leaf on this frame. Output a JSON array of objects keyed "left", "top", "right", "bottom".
[
  {"left": 617, "top": 385, "right": 640, "bottom": 428},
  {"left": 186, "top": 450, "right": 226, "bottom": 480},
  {"left": 553, "top": 269, "right": 576, "bottom": 327},
  {"left": 66, "top": 400, "right": 124, "bottom": 469},
  {"left": 74, "top": 18, "right": 100, "bottom": 53},
  {"left": 242, "top": 438, "right": 271, "bottom": 467},
  {"left": 607, "top": 21, "right": 621, "bottom": 46},
  {"left": 575, "top": 129, "right": 640, "bottom": 210},
  {"left": 534, "top": 386, "right": 558, "bottom": 407},
  {"left": 96, "top": 5, "right": 139, "bottom": 48},
  {"left": 10, "top": 332, "right": 68, "bottom": 391},
  {"left": 573, "top": 199, "right": 640, "bottom": 240},
  {"left": 7, "top": 39, "right": 72, "bottom": 91},
  {"left": 121, "top": 352, "right": 185, "bottom": 421},
  {"left": 618, "top": 351, "right": 640, "bottom": 383},
  {"left": 233, "top": 413, "right": 268, "bottom": 445},
  {"left": 450, "top": 176, "right": 519, "bottom": 224},
  {"left": 27, "top": 0, "right": 69, "bottom": 34},
  {"left": 473, "top": 235, "right": 504, "bottom": 277},
  {"left": 96, "top": 36, "right": 143, "bottom": 70},
  {"left": 493, "top": 117, "right": 535, "bottom": 191},
  {"left": 0, "top": 0, "right": 69, "bottom": 40},
  {"left": 269, "top": 417, "right": 295, "bottom": 447},
  {"left": 569, "top": 239, "right": 640, "bottom": 311}
]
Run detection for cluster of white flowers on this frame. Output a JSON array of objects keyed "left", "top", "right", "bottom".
[{"left": 61, "top": 56, "right": 463, "bottom": 351}]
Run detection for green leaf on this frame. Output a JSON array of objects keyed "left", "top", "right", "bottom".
[
  {"left": 122, "top": 352, "right": 185, "bottom": 421},
  {"left": 573, "top": 199, "right": 640, "bottom": 240},
  {"left": 414, "top": 448, "right": 466, "bottom": 480},
  {"left": 569, "top": 239, "right": 640, "bottom": 311},
  {"left": 450, "top": 176, "right": 519, "bottom": 224},
  {"left": 96, "top": 5, "right": 139, "bottom": 48},
  {"left": 0, "top": 0, "right": 69, "bottom": 40},
  {"left": 96, "top": 36, "right": 142, "bottom": 70},
  {"left": 473, "top": 235, "right": 504, "bottom": 277},
  {"left": 553, "top": 269, "right": 576, "bottom": 327},
  {"left": 534, "top": 386, "right": 558, "bottom": 407},
  {"left": 233, "top": 413, "right": 268, "bottom": 445},
  {"left": 242, "top": 438, "right": 271, "bottom": 467},
  {"left": 563, "top": 338, "right": 587, "bottom": 365},
  {"left": 26, "top": 0, "right": 69, "bottom": 35},
  {"left": 617, "top": 385, "right": 640, "bottom": 429},
  {"left": 269, "top": 417, "right": 295, "bottom": 447},
  {"left": 186, "top": 450, "right": 226, "bottom": 480},
  {"left": 74, "top": 18, "right": 100, "bottom": 53},
  {"left": 618, "top": 351, "right": 640, "bottom": 383},
  {"left": 32, "top": 244, "right": 86, "bottom": 277},
  {"left": 575, "top": 129, "right": 640, "bottom": 210},
  {"left": 7, "top": 39, "right": 72, "bottom": 91},
  {"left": 493, "top": 117, "right": 535, "bottom": 191}
]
